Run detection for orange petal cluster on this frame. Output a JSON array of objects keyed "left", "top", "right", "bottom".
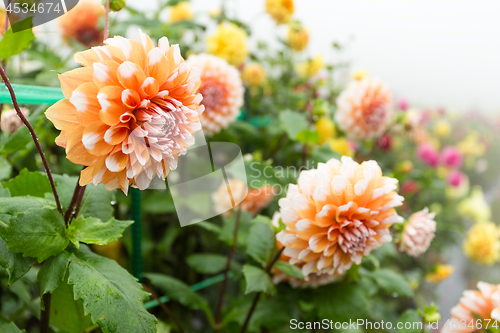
[
  {"left": 443, "top": 282, "right": 500, "bottom": 333},
  {"left": 186, "top": 54, "right": 243, "bottom": 135},
  {"left": 58, "top": 0, "right": 104, "bottom": 47},
  {"left": 46, "top": 31, "right": 204, "bottom": 193},
  {"left": 213, "top": 179, "right": 275, "bottom": 216},
  {"left": 335, "top": 77, "right": 392, "bottom": 140},
  {"left": 276, "top": 156, "right": 404, "bottom": 277}
]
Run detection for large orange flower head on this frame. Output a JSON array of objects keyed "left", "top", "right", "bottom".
[
  {"left": 186, "top": 54, "right": 243, "bottom": 135},
  {"left": 335, "top": 77, "right": 392, "bottom": 140},
  {"left": 276, "top": 156, "right": 404, "bottom": 277},
  {"left": 46, "top": 31, "right": 205, "bottom": 193},
  {"left": 443, "top": 282, "right": 500, "bottom": 333},
  {"left": 58, "top": 0, "right": 104, "bottom": 47}
]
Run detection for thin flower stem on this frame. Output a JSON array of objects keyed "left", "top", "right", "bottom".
[
  {"left": 40, "top": 293, "right": 51, "bottom": 333},
  {"left": 214, "top": 206, "right": 242, "bottom": 331},
  {"left": 64, "top": 174, "right": 82, "bottom": 224},
  {"left": 103, "top": 0, "right": 110, "bottom": 41},
  {"left": 0, "top": 66, "right": 63, "bottom": 214},
  {"left": 72, "top": 185, "right": 86, "bottom": 221},
  {"left": 239, "top": 247, "right": 285, "bottom": 333},
  {"left": 143, "top": 284, "right": 185, "bottom": 333}
]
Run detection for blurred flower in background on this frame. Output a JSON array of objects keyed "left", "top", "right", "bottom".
[
  {"left": 463, "top": 222, "right": 500, "bottom": 265},
  {"left": 186, "top": 53, "right": 243, "bottom": 135},
  {"left": 399, "top": 207, "right": 436, "bottom": 257},
  {"left": 170, "top": 1, "right": 193, "bottom": 23},
  {"left": 458, "top": 186, "right": 492, "bottom": 223},
  {"left": 58, "top": 0, "right": 104, "bottom": 47},
  {"left": 266, "top": 0, "right": 294, "bottom": 25},
  {"left": 335, "top": 77, "right": 392, "bottom": 140},
  {"left": 425, "top": 264, "right": 454, "bottom": 284},
  {"left": 207, "top": 23, "right": 248, "bottom": 66},
  {"left": 288, "top": 21, "right": 309, "bottom": 51},
  {"left": 242, "top": 62, "right": 266, "bottom": 87},
  {"left": 1, "top": 108, "right": 29, "bottom": 134},
  {"left": 297, "top": 55, "right": 324, "bottom": 77}
]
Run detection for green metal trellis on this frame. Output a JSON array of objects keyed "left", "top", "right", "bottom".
[{"left": 0, "top": 83, "right": 230, "bottom": 309}]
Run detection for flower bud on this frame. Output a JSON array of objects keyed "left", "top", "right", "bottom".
[{"left": 102, "top": 0, "right": 126, "bottom": 12}]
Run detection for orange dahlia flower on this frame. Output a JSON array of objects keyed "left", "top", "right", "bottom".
[
  {"left": 335, "top": 77, "right": 392, "bottom": 140},
  {"left": 46, "top": 31, "right": 204, "bottom": 193},
  {"left": 443, "top": 282, "right": 500, "bottom": 333},
  {"left": 186, "top": 54, "right": 243, "bottom": 135},
  {"left": 276, "top": 156, "right": 404, "bottom": 276},
  {"left": 58, "top": 0, "right": 104, "bottom": 47}
]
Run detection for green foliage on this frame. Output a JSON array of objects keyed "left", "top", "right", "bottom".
[
  {"left": 274, "top": 262, "right": 305, "bottom": 279},
  {"left": 279, "top": 110, "right": 308, "bottom": 139},
  {"left": 38, "top": 251, "right": 72, "bottom": 297},
  {"left": 0, "top": 236, "right": 35, "bottom": 285},
  {"left": 0, "top": 198, "right": 68, "bottom": 262},
  {"left": 0, "top": 156, "right": 12, "bottom": 181},
  {"left": 242, "top": 265, "right": 275, "bottom": 295},
  {"left": 68, "top": 246, "right": 157, "bottom": 333},
  {"left": 0, "top": 26, "right": 35, "bottom": 61},
  {"left": 186, "top": 253, "right": 232, "bottom": 274},
  {"left": 2, "top": 169, "right": 51, "bottom": 198},
  {"left": 245, "top": 222, "right": 275, "bottom": 264},
  {"left": 366, "top": 269, "right": 414, "bottom": 298},
  {"left": 0, "top": 317, "right": 24, "bottom": 333},
  {"left": 67, "top": 216, "right": 133, "bottom": 248},
  {"left": 398, "top": 309, "right": 422, "bottom": 333},
  {"left": 312, "top": 282, "right": 369, "bottom": 322}
]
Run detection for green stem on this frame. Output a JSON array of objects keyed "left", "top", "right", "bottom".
[{"left": 131, "top": 187, "right": 143, "bottom": 282}]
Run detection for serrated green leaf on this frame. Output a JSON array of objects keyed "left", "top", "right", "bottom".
[
  {"left": 186, "top": 253, "right": 238, "bottom": 274},
  {"left": 312, "top": 282, "right": 369, "bottom": 321},
  {"left": 368, "top": 269, "right": 414, "bottom": 298},
  {"left": 38, "top": 251, "right": 72, "bottom": 297},
  {"left": 0, "top": 26, "right": 35, "bottom": 61},
  {"left": 274, "top": 262, "right": 305, "bottom": 279},
  {"left": 50, "top": 279, "right": 92, "bottom": 333},
  {"left": 53, "top": 174, "right": 80, "bottom": 210},
  {"left": 0, "top": 199, "right": 68, "bottom": 262},
  {"left": 0, "top": 183, "right": 10, "bottom": 197},
  {"left": 242, "top": 265, "right": 275, "bottom": 295},
  {"left": 279, "top": 110, "right": 308, "bottom": 139},
  {"left": 80, "top": 184, "right": 115, "bottom": 222},
  {"left": 67, "top": 216, "right": 133, "bottom": 248},
  {"left": 67, "top": 246, "right": 157, "bottom": 333},
  {"left": 246, "top": 222, "right": 275, "bottom": 264},
  {"left": 2, "top": 169, "right": 51, "bottom": 197},
  {"left": 0, "top": 317, "right": 24, "bottom": 333},
  {"left": 398, "top": 309, "right": 422, "bottom": 333},
  {"left": 0, "top": 236, "right": 35, "bottom": 285}
]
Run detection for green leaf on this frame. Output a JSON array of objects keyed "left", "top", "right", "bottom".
[
  {"left": 0, "top": 156, "right": 12, "bottom": 181},
  {"left": 50, "top": 279, "right": 92, "bottom": 333},
  {"left": 296, "top": 129, "right": 320, "bottom": 144},
  {"left": 0, "top": 125, "right": 32, "bottom": 156},
  {"left": 312, "top": 282, "right": 369, "bottom": 322},
  {"left": 195, "top": 221, "right": 221, "bottom": 234},
  {"left": 142, "top": 193, "right": 175, "bottom": 214},
  {"left": 274, "top": 262, "right": 305, "bottom": 279},
  {"left": 0, "top": 236, "right": 35, "bottom": 285},
  {"left": 186, "top": 253, "right": 237, "bottom": 274},
  {"left": 80, "top": 184, "right": 115, "bottom": 222},
  {"left": 0, "top": 199, "right": 68, "bottom": 262},
  {"left": 0, "top": 184, "right": 10, "bottom": 197},
  {"left": 67, "top": 246, "right": 157, "bottom": 333},
  {"left": 246, "top": 222, "right": 275, "bottom": 264},
  {"left": 53, "top": 174, "right": 80, "bottom": 210},
  {"left": 0, "top": 26, "right": 35, "bottom": 61},
  {"left": 67, "top": 216, "right": 133, "bottom": 248},
  {"left": 279, "top": 110, "right": 308, "bottom": 139},
  {"left": 242, "top": 265, "right": 275, "bottom": 295},
  {"left": 144, "top": 273, "right": 213, "bottom": 322},
  {"left": 368, "top": 269, "right": 414, "bottom": 298},
  {"left": 219, "top": 211, "right": 251, "bottom": 246},
  {"left": 398, "top": 309, "right": 422, "bottom": 333},
  {"left": 0, "top": 317, "right": 24, "bottom": 333},
  {"left": 38, "top": 251, "right": 72, "bottom": 297},
  {"left": 2, "top": 169, "right": 51, "bottom": 197}
]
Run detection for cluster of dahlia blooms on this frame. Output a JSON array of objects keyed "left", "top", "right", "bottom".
[
  {"left": 46, "top": 31, "right": 204, "bottom": 193},
  {"left": 276, "top": 156, "right": 404, "bottom": 277},
  {"left": 58, "top": 0, "right": 104, "bottom": 47},
  {"left": 398, "top": 207, "right": 436, "bottom": 257},
  {"left": 335, "top": 77, "right": 392, "bottom": 140},
  {"left": 186, "top": 54, "right": 244, "bottom": 136},
  {"left": 443, "top": 282, "right": 500, "bottom": 333}
]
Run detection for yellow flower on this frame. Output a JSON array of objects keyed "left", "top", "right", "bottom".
[
  {"left": 266, "top": 0, "right": 294, "bottom": 25},
  {"left": 327, "top": 138, "right": 354, "bottom": 157},
  {"left": 457, "top": 131, "right": 486, "bottom": 157},
  {"left": 433, "top": 119, "right": 451, "bottom": 138},
  {"left": 288, "top": 22, "right": 308, "bottom": 51},
  {"left": 315, "top": 117, "right": 336, "bottom": 144},
  {"left": 458, "top": 186, "right": 492, "bottom": 223},
  {"left": 207, "top": 23, "right": 248, "bottom": 66},
  {"left": 397, "top": 160, "right": 414, "bottom": 173},
  {"left": 352, "top": 70, "right": 369, "bottom": 81},
  {"left": 425, "top": 264, "right": 454, "bottom": 283},
  {"left": 170, "top": 1, "right": 193, "bottom": 23},
  {"left": 463, "top": 222, "right": 500, "bottom": 265},
  {"left": 242, "top": 63, "right": 266, "bottom": 87},
  {"left": 297, "top": 55, "right": 323, "bottom": 77}
]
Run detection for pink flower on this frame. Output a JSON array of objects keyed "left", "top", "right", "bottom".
[
  {"left": 447, "top": 170, "right": 466, "bottom": 187},
  {"left": 399, "top": 207, "right": 436, "bottom": 257},
  {"left": 401, "top": 180, "right": 420, "bottom": 195},
  {"left": 441, "top": 146, "right": 463, "bottom": 168},
  {"left": 377, "top": 133, "right": 392, "bottom": 151},
  {"left": 417, "top": 142, "right": 439, "bottom": 167},
  {"left": 398, "top": 97, "right": 409, "bottom": 111}
]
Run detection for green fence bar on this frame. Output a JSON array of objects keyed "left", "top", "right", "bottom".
[
  {"left": 130, "top": 187, "right": 143, "bottom": 282},
  {"left": 0, "top": 84, "right": 64, "bottom": 104}
]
